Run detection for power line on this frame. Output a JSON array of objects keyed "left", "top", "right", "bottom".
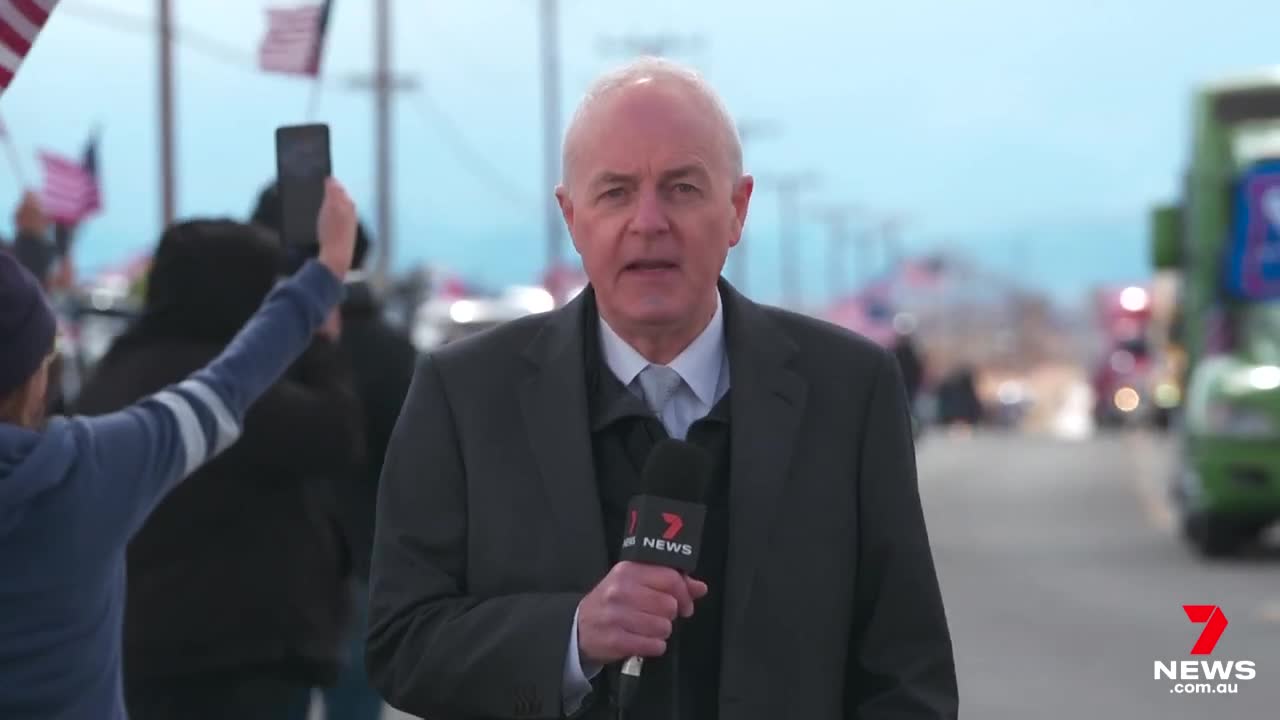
[
  {"left": 60, "top": 1, "right": 255, "bottom": 73},
  {"left": 408, "top": 89, "right": 539, "bottom": 211},
  {"left": 59, "top": 1, "right": 536, "bottom": 226}
]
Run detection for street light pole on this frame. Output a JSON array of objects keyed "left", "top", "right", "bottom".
[
  {"left": 344, "top": 1, "right": 418, "bottom": 289},
  {"left": 373, "top": 0, "right": 392, "bottom": 286},
  {"left": 811, "top": 204, "right": 861, "bottom": 299},
  {"left": 157, "top": 0, "right": 176, "bottom": 228},
  {"left": 731, "top": 118, "right": 781, "bottom": 293},
  {"left": 539, "top": 0, "right": 563, "bottom": 273},
  {"left": 761, "top": 171, "right": 821, "bottom": 308}
]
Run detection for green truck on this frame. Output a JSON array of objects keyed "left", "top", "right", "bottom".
[{"left": 1150, "top": 68, "right": 1280, "bottom": 556}]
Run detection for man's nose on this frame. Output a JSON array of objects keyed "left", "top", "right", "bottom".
[{"left": 629, "top": 187, "right": 670, "bottom": 236}]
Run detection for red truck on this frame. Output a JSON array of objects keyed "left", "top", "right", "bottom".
[{"left": 1091, "top": 284, "right": 1157, "bottom": 428}]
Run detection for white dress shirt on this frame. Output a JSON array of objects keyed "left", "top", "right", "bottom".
[{"left": 562, "top": 293, "right": 731, "bottom": 713}]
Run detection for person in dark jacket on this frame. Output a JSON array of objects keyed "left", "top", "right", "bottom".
[
  {"left": 253, "top": 181, "right": 417, "bottom": 720},
  {"left": 2, "top": 192, "right": 70, "bottom": 415},
  {"left": 0, "top": 178, "right": 359, "bottom": 720},
  {"left": 73, "top": 214, "right": 365, "bottom": 719}
]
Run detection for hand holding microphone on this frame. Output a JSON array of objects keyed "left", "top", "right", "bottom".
[
  {"left": 577, "top": 562, "right": 707, "bottom": 665},
  {"left": 575, "top": 439, "right": 715, "bottom": 711}
]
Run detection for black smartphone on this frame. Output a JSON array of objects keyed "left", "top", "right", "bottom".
[{"left": 274, "top": 123, "right": 332, "bottom": 248}]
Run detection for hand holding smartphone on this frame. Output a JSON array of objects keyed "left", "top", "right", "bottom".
[{"left": 274, "top": 123, "right": 332, "bottom": 249}]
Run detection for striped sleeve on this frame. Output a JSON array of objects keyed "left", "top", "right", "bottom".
[
  {"left": 73, "top": 259, "right": 342, "bottom": 540},
  {"left": 150, "top": 378, "right": 242, "bottom": 477}
]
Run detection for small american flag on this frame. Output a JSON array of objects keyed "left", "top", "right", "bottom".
[
  {"left": 0, "top": 0, "right": 58, "bottom": 95},
  {"left": 39, "top": 136, "right": 100, "bottom": 225},
  {"left": 258, "top": 1, "right": 332, "bottom": 77}
]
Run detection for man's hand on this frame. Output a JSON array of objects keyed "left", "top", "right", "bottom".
[
  {"left": 576, "top": 561, "right": 708, "bottom": 667},
  {"left": 15, "top": 191, "right": 48, "bottom": 235},
  {"left": 317, "top": 178, "right": 356, "bottom": 280}
]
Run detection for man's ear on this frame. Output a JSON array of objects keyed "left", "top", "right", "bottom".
[
  {"left": 728, "top": 174, "right": 754, "bottom": 248},
  {"left": 555, "top": 185, "right": 580, "bottom": 253}
]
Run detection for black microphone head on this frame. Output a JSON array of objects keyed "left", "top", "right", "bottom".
[{"left": 640, "top": 438, "right": 714, "bottom": 504}]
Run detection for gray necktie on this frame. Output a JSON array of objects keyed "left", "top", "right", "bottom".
[{"left": 637, "top": 364, "right": 684, "bottom": 420}]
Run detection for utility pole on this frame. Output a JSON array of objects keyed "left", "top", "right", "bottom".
[
  {"left": 810, "top": 204, "right": 861, "bottom": 299},
  {"left": 881, "top": 214, "right": 910, "bottom": 269},
  {"left": 157, "top": 0, "right": 176, "bottom": 228},
  {"left": 852, "top": 225, "right": 880, "bottom": 286},
  {"left": 346, "top": 0, "right": 417, "bottom": 288},
  {"left": 539, "top": 0, "right": 563, "bottom": 272},
  {"left": 760, "top": 171, "right": 821, "bottom": 308},
  {"left": 730, "top": 118, "right": 781, "bottom": 293}
]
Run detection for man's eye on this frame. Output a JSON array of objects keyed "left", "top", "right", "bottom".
[
  {"left": 600, "top": 187, "right": 627, "bottom": 200},
  {"left": 673, "top": 183, "right": 698, "bottom": 193}
]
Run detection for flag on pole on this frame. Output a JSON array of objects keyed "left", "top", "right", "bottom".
[
  {"left": 0, "top": 0, "right": 58, "bottom": 95},
  {"left": 39, "top": 134, "right": 100, "bottom": 225},
  {"left": 51, "top": 130, "right": 98, "bottom": 255},
  {"left": 258, "top": 1, "right": 333, "bottom": 77}
]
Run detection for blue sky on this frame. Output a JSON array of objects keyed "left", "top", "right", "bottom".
[{"left": 4, "top": 0, "right": 1280, "bottom": 307}]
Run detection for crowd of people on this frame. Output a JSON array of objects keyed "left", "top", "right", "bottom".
[{"left": 1, "top": 179, "right": 415, "bottom": 719}]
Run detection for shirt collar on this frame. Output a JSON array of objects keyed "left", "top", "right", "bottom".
[{"left": 597, "top": 292, "right": 726, "bottom": 407}]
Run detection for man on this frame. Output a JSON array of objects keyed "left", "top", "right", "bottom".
[
  {"left": 366, "top": 57, "right": 958, "bottom": 719},
  {"left": 4, "top": 192, "right": 69, "bottom": 415}
]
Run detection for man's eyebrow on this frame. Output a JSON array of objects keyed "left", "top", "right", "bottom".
[
  {"left": 660, "top": 164, "right": 710, "bottom": 182},
  {"left": 588, "top": 171, "right": 638, "bottom": 187}
]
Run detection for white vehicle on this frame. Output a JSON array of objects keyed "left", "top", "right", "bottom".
[{"left": 411, "top": 285, "right": 556, "bottom": 351}]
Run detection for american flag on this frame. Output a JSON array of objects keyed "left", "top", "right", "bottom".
[
  {"left": 258, "top": 1, "right": 332, "bottom": 76},
  {"left": 39, "top": 135, "right": 100, "bottom": 225},
  {"left": 825, "top": 281, "right": 898, "bottom": 347},
  {"left": 0, "top": 0, "right": 57, "bottom": 95}
]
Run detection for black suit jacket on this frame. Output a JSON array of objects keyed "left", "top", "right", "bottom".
[{"left": 366, "top": 279, "right": 958, "bottom": 719}]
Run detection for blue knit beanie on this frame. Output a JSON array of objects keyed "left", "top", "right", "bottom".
[{"left": 0, "top": 249, "right": 56, "bottom": 398}]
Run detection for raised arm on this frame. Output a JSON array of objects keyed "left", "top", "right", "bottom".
[{"left": 71, "top": 179, "right": 358, "bottom": 541}]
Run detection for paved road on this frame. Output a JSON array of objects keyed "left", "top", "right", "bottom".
[
  {"left": 359, "top": 429, "right": 1279, "bottom": 719},
  {"left": 921, "top": 428, "right": 1280, "bottom": 720}
]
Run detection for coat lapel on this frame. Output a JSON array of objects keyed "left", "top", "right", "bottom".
[
  {"left": 519, "top": 291, "right": 610, "bottom": 588},
  {"left": 719, "top": 280, "right": 808, "bottom": 653}
]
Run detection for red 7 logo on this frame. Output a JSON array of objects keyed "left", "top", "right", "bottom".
[
  {"left": 1183, "top": 605, "right": 1228, "bottom": 655},
  {"left": 660, "top": 513, "right": 683, "bottom": 540}
]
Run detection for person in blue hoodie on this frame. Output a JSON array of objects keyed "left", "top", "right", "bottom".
[{"left": 0, "top": 177, "right": 359, "bottom": 720}]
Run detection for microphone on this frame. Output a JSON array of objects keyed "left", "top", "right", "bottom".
[{"left": 615, "top": 438, "right": 714, "bottom": 712}]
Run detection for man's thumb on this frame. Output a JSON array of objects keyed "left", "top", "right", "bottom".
[{"left": 686, "top": 577, "right": 709, "bottom": 599}]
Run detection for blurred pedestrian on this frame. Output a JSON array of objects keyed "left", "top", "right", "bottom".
[
  {"left": 2, "top": 192, "right": 71, "bottom": 414},
  {"left": 253, "top": 181, "right": 416, "bottom": 720},
  {"left": 73, "top": 210, "right": 364, "bottom": 718},
  {"left": 0, "top": 179, "right": 359, "bottom": 720},
  {"left": 893, "top": 330, "right": 925, "bottom": 410}
]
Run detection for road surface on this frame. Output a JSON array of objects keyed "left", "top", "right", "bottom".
[
  {"left": 921, "top": 427, "right": 1279, "bottom": 720},
  {"left": 352, "top": 429, "right": 1278, "bottom": 719}
]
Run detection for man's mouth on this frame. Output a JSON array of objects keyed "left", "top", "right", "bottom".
[{"left": 624, "top": 259, "right": 679, "bottom": 271}]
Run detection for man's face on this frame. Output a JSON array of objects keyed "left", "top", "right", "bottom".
[{"left": 557, "top": 81, "right": 752, "bottom": 331}]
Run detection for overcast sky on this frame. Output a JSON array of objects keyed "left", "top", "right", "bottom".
[{"left": 5, "top": 0, "right": 1280, "bottom": 305}]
